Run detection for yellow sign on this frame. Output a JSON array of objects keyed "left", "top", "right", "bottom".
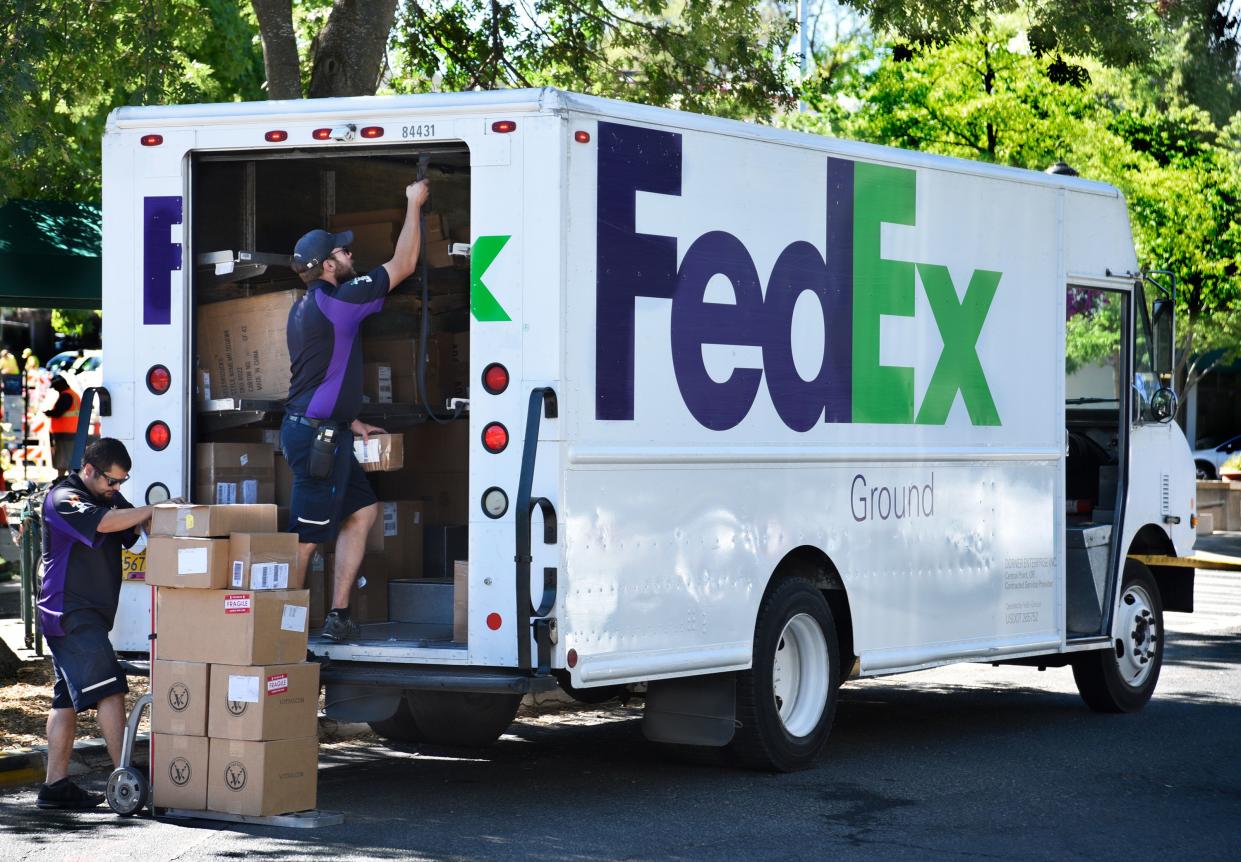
[{"left": 121, "top": 548, "right": 146, "bottom": 581}]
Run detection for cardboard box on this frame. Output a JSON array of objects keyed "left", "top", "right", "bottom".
[
  {"left": 198, "top": 290, "right": 304, "bottom": 401},
  {"left": 363, "top": 362, "right": 394, "bottom": 404},
  {"left": 152, "top": 734, "right": 210, "bottom": 810},
  {"left": 453, "top": 560, "right": 468, "bottom": 643},
  {"left": 152, "top": 504, "right": 278, "bottom": 538},
  {"left": 146, "top": 537, "right": 232, "bottom": 590},
  {"left": 327, "top": 554, "right": 389, "bottom": 623},
  {"left": 275, "top": 453, "right": 293, "bottom": 509},
  {"left": 152, "top": 660, "right": 209, "bottom": 736},
  {"left": 207, "top": 736, "right": 318, "bottom": 817},
  {"left": 208, "top": 662, "right": 320, "bottom": 741},
  {"left": 229, "top": 533, "right": 301, "bottom": 590},
  {"left": 308, "top": 551, "right": 327, "bottom": 629},
  {"left": 203, "top": 428, "right": 282, "bottom": 448},
  {"left": 354, "top": 433, "right": 404, "bottom": 472},
  {"left": 155, "top": 589, "right": 310, "bottom": 665},
  {"left": 436, "top": 332, "right": 469, "bottom": 402},
  {"left": 195, "top": 442, "right": 276, "bottom": 505},
  {"left": 403, "top": 421, "right": 468, "bottom": 474},
  {"left": 365, "top": 501, "right": 427, "bottom": 579},
  {"left": 362, "top": 338, "right": 439, "bottom": 405},
  {"left": 425, "top": 240, "right": 454, "bottom": 269}
]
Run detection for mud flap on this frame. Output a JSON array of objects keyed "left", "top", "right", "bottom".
[{"left": 642, "top": 672, "right": 736, "bottom": 747}]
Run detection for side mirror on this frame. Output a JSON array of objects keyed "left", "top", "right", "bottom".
[
  {"left": 1150, "top": 386, "right": 1177, "bottom": 423},
  {"left": 1152, "top": 297, "right": 1174, "bottom": 376}
]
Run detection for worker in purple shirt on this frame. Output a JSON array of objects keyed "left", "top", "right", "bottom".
[
  {"left": 283, "top": 178, "right": 429, "bottom": 642},
  {"left": 36, "top": 438, "right": 153, "bottom": 809}
]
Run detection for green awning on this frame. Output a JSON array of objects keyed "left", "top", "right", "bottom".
[{"left": 0, "top": 199, "right": 101, "bottom": 309}]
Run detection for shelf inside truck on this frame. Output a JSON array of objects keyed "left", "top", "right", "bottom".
[{"left": 196, "top": 398, "right": 464, "bottom": 432}]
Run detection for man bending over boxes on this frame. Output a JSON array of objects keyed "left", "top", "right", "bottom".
[
  {"left": 284, "top": 177, "right": 430, "bottom": 642},
  {"left": 35, "top": 438, "right": 154, "bottom": 809}
]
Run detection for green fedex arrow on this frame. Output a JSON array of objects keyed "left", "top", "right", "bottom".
[{"left": 471, "top": 235, "right": 512, "bottom": 322}]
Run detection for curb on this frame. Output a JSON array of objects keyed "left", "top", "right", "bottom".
[{"left": 0, "top": 735, "right": 149, "bottom": 790}]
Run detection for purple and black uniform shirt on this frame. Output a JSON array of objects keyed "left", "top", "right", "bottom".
[
  {"left": 37, "top": 474, "right": 137, "bottom": 638},
  {"left": 285, "top": 266, "right": 390, "bottom": 423}
]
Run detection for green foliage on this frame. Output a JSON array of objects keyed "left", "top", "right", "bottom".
[
  {"left": 51, "top": 309, "right": 100, "bottom": 338},
  {"left": 390, "top": 0, "right": 799, "bottom": 119},
  {"left": 0, "top": 0, "right": 266, "bottom": 205}
]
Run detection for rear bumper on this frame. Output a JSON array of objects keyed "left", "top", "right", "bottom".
[{"left": 317, "top": 659, "right": 560, "bottom": 695}]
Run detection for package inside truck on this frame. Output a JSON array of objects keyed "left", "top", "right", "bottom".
[{"left": 190, "top": 143, "right": 471, "bottom": 643}]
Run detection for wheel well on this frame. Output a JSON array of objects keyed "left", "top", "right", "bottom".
[
  {"left": 1127, "top": 524, "right": 1192, "bottom": 613},
  {"left": 769, "top": 546, "right": 855, "bottom": 679}
]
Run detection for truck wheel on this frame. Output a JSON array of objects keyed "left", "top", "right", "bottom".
[
  {"left": 368, "top": 695, "right": 425, "bottom": 743},
  {"left": 1072, "top": 560, "right": 1164, "bottom": 713},
  {"left": 730, "top": 578, "right": 840, "bottom": 771},
  {"left": 406, "top": 691, "right": 522, "bottom": 747}
]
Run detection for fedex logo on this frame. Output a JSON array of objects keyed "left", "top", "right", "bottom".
[{"left": 595, "top": 122, "right": 1001, "bottom": 431}]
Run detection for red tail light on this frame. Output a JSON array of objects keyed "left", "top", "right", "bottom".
[
  {"left": 491, "top": 120, "right": 517, "bottom": 134},
  {"left": 482, "top": 363, "right": 509, "bottom": 395},
  {"left": 574, "top": 130, "right": 591, "bottom": 143},
  {"left": 312, "top": 128, "right": 332, "bottom": 140},
  {"left": 482, "top": 422, "right": 508, "bottom": 453},
  {"left": 487, "top": 613, "right": 503, "bottom": 631},
  {"left": 140, "top": 134, "right": 163, "bottom": 147},
  {"left": 265, "top": 130, "right": 288, "bottom": 142},
  {"left": 146, "top": 365, "right": 171, "bottom": 395},
  {"left": 146, "top": 420, "right": 171, "bottom": 451},
  {"left": 360, "top": 126, "right": 384, "bottom": 139}
]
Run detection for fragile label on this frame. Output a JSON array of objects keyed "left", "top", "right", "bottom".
[
  {"left": 281, "top": 604, "right": 307, "bottom": 633},
  {"left": 253, "top": 562, "right": 289, "bottom": 590},
  {"left": 224, "top": 594, "right": 252, "bottom": 614},
  {"left": 227, "top": 674, "right": 260, "bottom": 703},
  {"left": 231, "top": 560, "right": 244, "bottom": 588},
  {"left": 177, "top": 547, "right": 209, "bottom": 575},
  {"left": 383, "top": 502, "right": 398, "bottom": 537},
  {"left": 215, "top": 482, "right": 237, "bottom": 505},
  {"left": 241, "top": 479, "right": 258, "bottom": 505},
  {"left": 266, "top": 673, "right": 289, "bottom": 696}
]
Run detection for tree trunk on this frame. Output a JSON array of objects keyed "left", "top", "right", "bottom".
[
  {"left": 308, "top": 0, "right": 400, "bottom": 98},
  {"left": 251, "top": 0, "right": 303, "bottom": 100}
]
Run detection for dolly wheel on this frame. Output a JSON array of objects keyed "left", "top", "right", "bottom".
[{"left": 105, "top": 766, "right": 148, "bottom": 816}]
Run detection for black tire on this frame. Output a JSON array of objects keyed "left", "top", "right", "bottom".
[
  {"left": 368, "top": 694, "right": 426, "bottom": 743},
  {"left": 730, "top": 578, "right": 840, "bottom": 771},
  {"left": 406, "top": 691, "right": 522, "bottom": 747},
  {"left": 1072, "top": 559, "right": 1164, "bottom": 713}
]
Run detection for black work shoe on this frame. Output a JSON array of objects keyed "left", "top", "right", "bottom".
[
  {"left": 322, "top": 610, "right": 360, "bottom": 643},
  {"left": 36, "top": 778, "right": 105, "bottom": 810}
]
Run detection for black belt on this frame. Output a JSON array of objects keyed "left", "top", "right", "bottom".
[{"left": 285, "top": 413, "right": 345, "bottom": 430}]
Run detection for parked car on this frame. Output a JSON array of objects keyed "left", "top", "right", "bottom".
[
  {"left": 1192, "top": 434, "right": 1241, "bottom": 479},
  {"left": 45, "top": 350, "right": 83, "bottom": 375}
]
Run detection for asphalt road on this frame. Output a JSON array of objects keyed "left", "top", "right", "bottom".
[{"left": 2, "top": 569, "right": 1238, "bottom": 861}]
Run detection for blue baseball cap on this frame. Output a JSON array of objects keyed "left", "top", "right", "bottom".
[{"left": 292, "top": 228, "right": 354, "bottom": 272}]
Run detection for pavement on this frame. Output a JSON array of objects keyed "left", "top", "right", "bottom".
[{"left": 0, "top": 532, "right": 1238, "bottom": 794}]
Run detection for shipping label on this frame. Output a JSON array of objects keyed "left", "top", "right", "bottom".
[
  {"left": 177, "top": 547, "right": 209, "bottom": 575},
  {"left": 231, "top": 560, "right": 244, "bottom": 588},
  {"left": 383, "top": 502, "right": 398, "bottom": 537},
  {"left": 253, "top": 562, "right": 289, "bottom": 590},
  {"left": 227, "top": 674, "right": 260, "bottom": 703},
  {"left": 281, "top": 604, "right": 307, "bottom": 632}
]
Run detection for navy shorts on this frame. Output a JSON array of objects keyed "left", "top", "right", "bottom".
[
  {"left": 281, "top": 415, "right": 377, "bottom": 544},
  {"left": 47, "top": 610, "right": 129, "bottom": 712}
]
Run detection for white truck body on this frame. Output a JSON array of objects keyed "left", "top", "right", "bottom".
[{"left": 102, "top": 90, "right": 1195, "bottom": 761}]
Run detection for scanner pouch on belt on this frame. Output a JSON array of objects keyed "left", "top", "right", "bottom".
[{"left": 309, "top": 425, "right": 339, "bottom": 480}]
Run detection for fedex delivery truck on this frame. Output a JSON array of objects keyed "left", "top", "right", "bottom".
[{"left": 102, "top": 88, "right": 1196, "bottom": 771}]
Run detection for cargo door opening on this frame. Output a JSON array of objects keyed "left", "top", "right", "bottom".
[
  {"left": 1063, "top": 285, "right": 1129, "bottom": 638},
  {"left": 189, "top": 143, "right": 472, "bottom": 649}
]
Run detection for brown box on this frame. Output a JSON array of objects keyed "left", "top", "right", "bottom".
[
  {"left": 145, "top": 537, "right": 232, "bottom": 590},
  {"left": 153, "top": 734, "right": 210, "bottom": 810},
  {"left": 327, "top": 554, "right": 389, "bottom": 623},
  {"left": 308, "top": 552, "right": 327, "bottom": 629},
  {"left": 151, "top": 660, "right": 209, "bottom": 736},
  {"left": 195, "top": 442, "right": 276, "bottom": 505},
  {"left": 229, "top": 533, "right": 302, "bottom": 590},
  {"left": 402, "top": 473, "right": 469, "bottom": 523},
  {"left": 152, "top": 504, "right": 278, "bottom": 538},
  {"left": 363, "top": 337, "right": 439, "bottom": 405},
  {"left": 403, "top": 421, "right": 468, "bottom": 474},
  {"left": 363, "top": 363, "right": 394, "bottom": 404},
  {"left": 354, "top": 433, "right": 404, "bottom": 472},
  {"left": 345, "top": 222, "right": 397, "bottom": 269},
  {"left": 198, "top": 290, "right": 304, "bottom": 401},
  {"left": 425, "top": 240, "right": 454, "bottom": 269},
  {"left": 330, "top": 207, "right": 406, "bottom": 230},
  {"left": 275, "top": 453, "right": 293, "bottom": 509},
  {"left": 365, "top": 500, "right": 427, "bottom": 578},
  {"left": 207, "top": 736, "right": 318, "bottom": 817},
  {"left": 453, "top": 560, "right": 468, "bottom": 643},
  {"left": 155, "top": 589, "right": 310, "bottom": 665},
  {"left": 208, "top": 662, "right": 320, "bottom": 741}
]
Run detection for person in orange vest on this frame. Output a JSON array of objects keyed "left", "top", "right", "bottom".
[{"left": 45, "top": 375, "right": 81, "bottom": 477}]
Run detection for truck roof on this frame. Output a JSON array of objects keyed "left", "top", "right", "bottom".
[{"left": 108, "top": 87, "right": 1120, "bottom": 199}]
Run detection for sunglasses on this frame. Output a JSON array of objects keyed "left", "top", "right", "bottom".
[
  {"left": 332, "top": 246, "right": 352, "bottom": 258},
  {"left": 92, "top": 467, "right": 129, "bottom": 487}
]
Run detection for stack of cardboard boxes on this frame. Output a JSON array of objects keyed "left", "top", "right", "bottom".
[{"left": 147, "top": 503, "right": 320, "bottom": 817}]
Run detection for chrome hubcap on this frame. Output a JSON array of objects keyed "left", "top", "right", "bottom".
[{"left": 1116, "top": 584, "right": 1159, "bottom": 688}]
